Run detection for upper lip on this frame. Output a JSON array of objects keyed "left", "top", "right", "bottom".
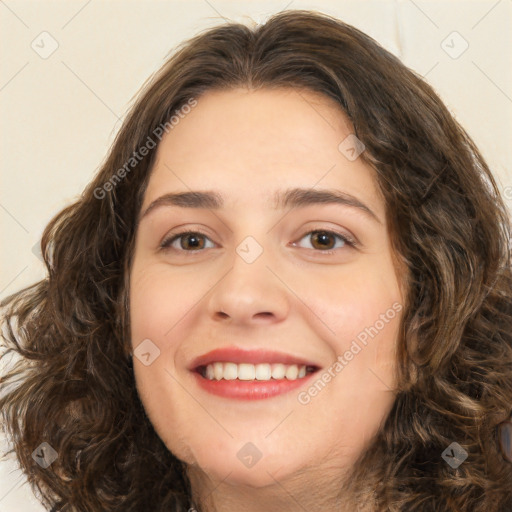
[{"left": 188, "top": 347, "right": 321, "bottom": 371}]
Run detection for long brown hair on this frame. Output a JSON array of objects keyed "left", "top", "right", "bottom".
[{"left": 1, "top": 9, "right": 511, "bottom": 511}]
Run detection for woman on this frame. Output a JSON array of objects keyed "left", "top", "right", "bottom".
[{"left": 1, "top": 9, "right": 511, "bottom": 512}]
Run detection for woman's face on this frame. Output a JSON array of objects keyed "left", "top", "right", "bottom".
[{"left": 129, "top": 87, "right": 403, "bottom": 487}]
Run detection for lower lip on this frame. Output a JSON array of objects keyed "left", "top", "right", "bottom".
[{"left": 192, "top": 371, "right": 317, "bottom": 400}]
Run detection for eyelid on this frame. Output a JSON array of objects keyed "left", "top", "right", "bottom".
[
  {"left": 159, "top": 226, "right": 358, "bottom": 254},
  {"left": 160, "top": 229, "right": 216, "bottom": 252},
  {"left": 288, "top": 227, "right": 358, "bottom": 258},
  {"left": 294, "top": 229, "right": 356, "bottom": 250}
]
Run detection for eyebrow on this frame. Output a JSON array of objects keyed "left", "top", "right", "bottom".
[{"left": 139, "top": 187, "right": 381, "bottom": 224}]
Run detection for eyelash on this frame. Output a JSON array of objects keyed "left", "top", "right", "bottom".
[{"left": 160, "top": 228, "right": 356, "bottom": 255}]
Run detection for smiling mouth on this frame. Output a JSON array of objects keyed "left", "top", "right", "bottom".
[
  {"left": 189, "top": 347, "right": 322, "bottom": 399},
  {"left": 196, "top": 362, "right": 319, "bottom": 381}
]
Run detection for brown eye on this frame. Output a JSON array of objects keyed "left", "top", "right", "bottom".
[
  {"left": 180, "top": 233, "right": 205, "bottom": 250},
  {"left": 295, "top": 230, "right": 354, "bottom": 252},
  {"left": 310, "top": 231, "right": 337, "bottom": 250},
  {"left": 160, "top": 231, "right": 214, "bottom": 251}
]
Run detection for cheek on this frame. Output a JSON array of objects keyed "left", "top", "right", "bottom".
[
  {"left": 129, "top": 263, "right": 200, "bottom": 345},
  {"left": 305, "top": 262, "right": 402, "bottom": 336},
  {"left": 302, "top": 263, "right": 402, "bottom": 384},
  {"left": 132, "top": 361, "right": 198, "bottom": 465},
  {"left": 129, "top": 262, "right": 215, "bottom": 464},
  {"left": 298, "top": 272, "right": 401, "bottom": 445}
]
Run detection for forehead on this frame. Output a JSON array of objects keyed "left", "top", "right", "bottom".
[{"left": 142, "top": 87, "right": 384, "bottom": 217}]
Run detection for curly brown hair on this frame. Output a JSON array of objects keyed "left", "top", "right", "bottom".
[{"left": 1, "top": 9, "right": 511, "bottom": 512}]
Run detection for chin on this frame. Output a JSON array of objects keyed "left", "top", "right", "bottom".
[
  {"left": 195, "top": 457, "right": 293, "bottom": 488},
  {"left": 177, "top": 438, "right": 303, "bottom": 488}
]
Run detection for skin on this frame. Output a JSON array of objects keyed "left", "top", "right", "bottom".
[{"left": 129, "top": 87, "right": 404, "bottom": 512}]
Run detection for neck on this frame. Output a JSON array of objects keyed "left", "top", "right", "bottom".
[{"left": 187, "top": 464, "right": 364, "bottom": 512}]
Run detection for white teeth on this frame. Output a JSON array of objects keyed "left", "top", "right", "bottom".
[
  {"left": 271, "top": 363, "right": 286, "bottom": 379},
  {"left": 213, "top": 362, "right": 223, "bottom": 380},
  {"left": 285, "top": 365, "right": 299, "bottom": 380},
  {"left": 202, "top": 362, "right": 311, "bottom": 381},
  {"left": 238, "top": 363, "right": 256, "bottom": 380},
  {"left": 255, "top": 363, "right": 271, "bottom": 380},
  {"left": 223, "top": 362, "right": 238, "bottom": 380}
]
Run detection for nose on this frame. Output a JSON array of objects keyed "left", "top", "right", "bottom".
[{"left": 205, "top": 244, "right": 290, "bottom": 327}]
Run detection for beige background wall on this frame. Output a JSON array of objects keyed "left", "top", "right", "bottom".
[{"left": 1, "top": 0, "right": 511, "bottom": 509}]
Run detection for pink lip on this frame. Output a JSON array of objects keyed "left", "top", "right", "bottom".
[
  {"left": 188, "top": 347, "right": 319, "bottom": 370},
  {"left": 191, "top": 371, "right": 317, "bottom": 400},
  {"left": 188, "top": 347, "right": 321, "bottom": 401}
]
